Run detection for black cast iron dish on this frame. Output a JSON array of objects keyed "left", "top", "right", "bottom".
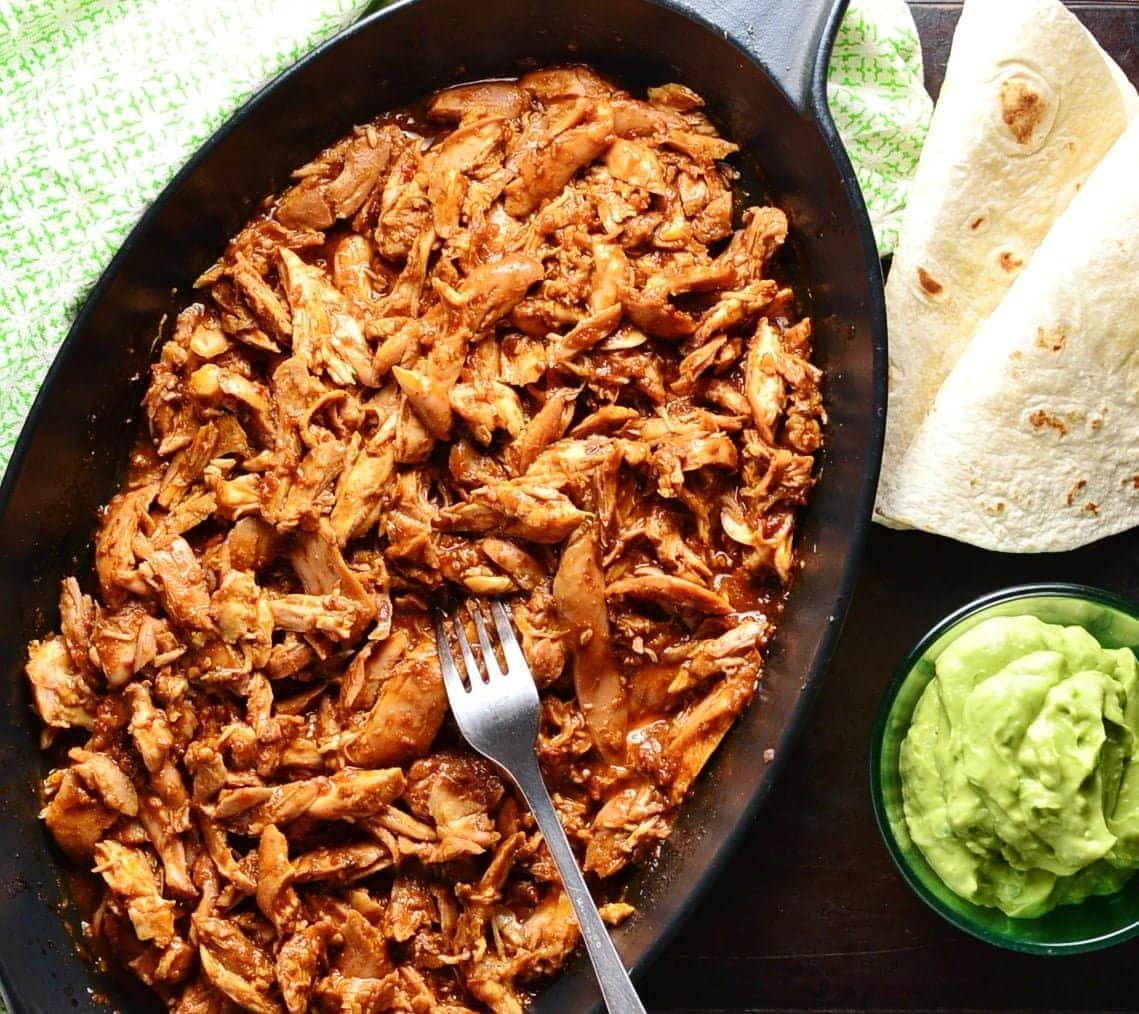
[{"left": 0, "top": 0, "right": 885, "bottom": 1009}]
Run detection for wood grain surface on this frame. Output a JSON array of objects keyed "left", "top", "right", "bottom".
[{"left": 639, "top": 4, "right": 1139, "bottom": 1011}]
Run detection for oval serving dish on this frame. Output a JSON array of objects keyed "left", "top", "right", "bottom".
[{"left": 0, "top": 0, "right": 886, "bottom": 1010}]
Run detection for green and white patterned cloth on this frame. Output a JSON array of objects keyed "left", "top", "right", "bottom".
[
  {"left": 828, "top": 0, "right": 933, "bottom": 254},
  {"left": 0, "top": 0, "right": 930, "bottom": 475}
]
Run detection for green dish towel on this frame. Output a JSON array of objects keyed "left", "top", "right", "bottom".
[{"left": 0, "top": 0, "right": 930, "bottom": 475}]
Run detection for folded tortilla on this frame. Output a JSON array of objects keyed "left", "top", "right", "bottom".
[
  {"left": 876, "top": 117, "right": 1139, "bottom": 552},
  {"left": 875, "top": 0, "right": 1138, "bottom": 522}
]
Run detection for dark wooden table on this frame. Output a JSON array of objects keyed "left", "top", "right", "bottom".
[{"left": 640, "top": 4, "right": 1139, "bottom": 1011}]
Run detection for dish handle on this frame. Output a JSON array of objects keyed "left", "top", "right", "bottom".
[{"left": 676, "top": 0, "right": 848, "bottom": 121}]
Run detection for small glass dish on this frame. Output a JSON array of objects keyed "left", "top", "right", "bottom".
[{"left": 870, "top": 582, "right": 1139, "bottom": 954}]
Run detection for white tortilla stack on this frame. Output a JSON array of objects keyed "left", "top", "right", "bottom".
[
  {"left": 876, "top": 118, "right": 1139, "bottom": 552},
  {"left": 875, "top": 0, "right": 1138, "bottom": 522}
]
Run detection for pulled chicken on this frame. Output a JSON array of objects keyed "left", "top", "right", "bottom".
[{"left": 25, "top": 66, "right": 822, "bottom": 1013}]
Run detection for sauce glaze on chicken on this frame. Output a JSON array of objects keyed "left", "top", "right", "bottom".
[{"left": 25, "top": 67, "right": 823, "bottom": 1013}]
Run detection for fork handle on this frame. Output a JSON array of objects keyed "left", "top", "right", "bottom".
[{"left": 511, "top": 758, "right": 647, "bottom": 1014}]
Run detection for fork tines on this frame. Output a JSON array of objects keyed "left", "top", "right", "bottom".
[{"left": 435, "top": 599, "right": 527, "bottom": 694}]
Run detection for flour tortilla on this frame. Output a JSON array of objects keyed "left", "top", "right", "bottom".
[
  {"left": 876, "top": 118, "right": 1139, "bottom": 552},
  {"left": 875, "top": 0, "right": 1138, "bottom": 522}
]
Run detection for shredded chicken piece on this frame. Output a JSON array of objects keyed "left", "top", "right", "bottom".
[
  {"left": 607, "top": 568, "right": 733, "bottom": 615},
  {"left": 553, "top": 524, "right": 627, "bottom": 762},
  {"left": 25, "top": 66, "right": 820, "bottom": 1013},
  {"left": 26, "top": 635, "right": 96, "bottom": 735},
  {"left": 93, "top": 841, "right": 178, "bottom": 948},
  {"left": 211, "top": 767, "right": 406, "bottom": 834}
]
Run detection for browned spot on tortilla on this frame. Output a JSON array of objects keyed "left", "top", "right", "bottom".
[
  {"left": 1085, "top": 502, "right": 1099, "bottom": 515},
  {"left": 998, "top": 250, "right": 1024, "bottom": 272},
  {"left": 995, "top": 501, "right": 1006, "bottom": 513},
  {"left": 970, "top": 216, "right": 985, "bottom": 231},
  {"left": 1090, "top": 417, "right": 1103, "bottom": 432},
  {"left": 1029, "top": 409, "right": 1067, "bottom": 437},
  {"left": 1066, "top": 479, "right": 1087, "bottom": 506},
  {"left": 1000, "top": 78, "right": 1045, "bottom": 144},
  {"left": 917, "top": 266, "right": 942, "bottom": 295},
  {"left": 1035, "top": 325, "right": 1066, "bottom": 352},
  {"left": 1010, "top": 350, "right": 1022, "bottom": 360},
  {"left": 1126, "top": 475, "right": 1139, "bottom": 490}
]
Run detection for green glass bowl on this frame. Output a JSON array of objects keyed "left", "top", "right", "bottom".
[{"left": 870, "top": 582, "right": 1139, "bottom": 955}]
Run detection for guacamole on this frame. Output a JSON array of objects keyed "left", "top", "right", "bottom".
[{"left": 900, "top": 614, "right": 1139, "bottom": 917}]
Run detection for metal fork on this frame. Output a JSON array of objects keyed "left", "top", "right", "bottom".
[{"left": 435, "top": 600, "right": 646, "bottom": 1014}]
